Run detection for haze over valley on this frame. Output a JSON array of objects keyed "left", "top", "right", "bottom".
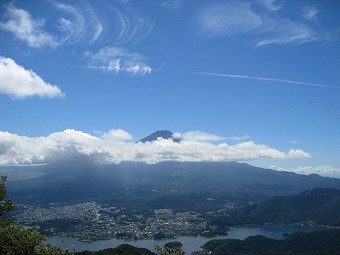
[{"left": 1, "top": 0, "right": 340, "bottom": 254}]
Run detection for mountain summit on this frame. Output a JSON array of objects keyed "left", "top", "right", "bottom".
[{"left": 139, "top": 130, "right": 181, "bottom": 143}]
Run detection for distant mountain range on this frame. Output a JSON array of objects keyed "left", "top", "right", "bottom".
[
  {"left": 6, "top": 161, "right": 340, "bottom": 211},
  {"left": 139, "top": 130, "right": 181, "bottom": 143},
  {"left": 210, "top": 188, "right": 340, "bottom": 227}
]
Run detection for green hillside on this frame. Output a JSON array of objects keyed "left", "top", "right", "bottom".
[
  {"left": 210, "top": 188, "right": 340, "bottom": 227},
  {"left": 75, "top": 244, "right": 156, "bottom": 255},
  {"left": 203, "top": 229, "right": 340, "bottom": 255}
]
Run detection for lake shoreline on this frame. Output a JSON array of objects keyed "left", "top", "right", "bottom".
[{"left": 46, "top": 225, "right": 326, "bottom": 254}]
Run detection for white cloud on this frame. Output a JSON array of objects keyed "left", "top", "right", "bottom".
[
  {"left": 0, "top": 4, "right": 57, "bottom": 48},
  {"left": 196, "top": 1, "right": 330, "bottom": 46},
  {"left": 255, "top": 19, "right": 322, "bottom": 47},
  {"left": 0, "top": 129, "right": 311, "bottom": 165},
  {"left": 0, "top": 1, "right": 153, "bottom": 48},
  {"left": 302, "top": 6, "right": 319, "bottom": 22},
  {"left": 53, "top": 2, "right": 88, "bottom": 45},
  {"left": 85, "top": 47, "right": 152, "bottom": 75},
  {"left": 0, "top": 56, "right": 64, "bottom": 99},
  {"left": 102, "top": 129, "right": 133, "bottom": 141},
  {"left": 288, "top": 149, "right": 311, "bottom": 159},
  {"left": 52, "top": 0, "right": 153, "bottom": 46},
  {"left": 269, "top": 165, "right": 340, "bottom": 178},
  {"left": 294, "top": 165, "right": 340, "bottom": 177}
]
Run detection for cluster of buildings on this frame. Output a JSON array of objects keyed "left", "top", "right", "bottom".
[{"left": 13, "top": 202, "right": 223, "bottom": 242}]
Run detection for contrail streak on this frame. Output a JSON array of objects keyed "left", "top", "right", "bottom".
[{"left": 183, "top": 71, "right": 336, "bottom": 89}]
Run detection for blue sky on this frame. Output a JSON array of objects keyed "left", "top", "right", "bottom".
[{"left": 0, "top": 0, "right": 339, "bottom": 177}]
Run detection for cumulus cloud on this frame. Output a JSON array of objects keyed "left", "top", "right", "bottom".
[
  {"left": 102, "top": 129, "right": 133, "bottom": 141},
  {"left": 0, "top": 4, "right": 57, "bottom": 48},
  {"left": 84, "top": 47, "right": 152, "bottom": 75},
  {"left": 196, "top": 1, "right": 331, "bottom": 46},
  {"left": 0, "top": 129, "right": 311, "bottom": 165},
  {"left": 0, "top": 56, "right": 64, "bottom": 99},
  {"left": 288, "top": 149, "right": 311, "bottom": 159}
]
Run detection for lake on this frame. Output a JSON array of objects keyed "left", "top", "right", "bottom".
[{"left": 46, "top": 225, "right": 324, "bottom": 254}]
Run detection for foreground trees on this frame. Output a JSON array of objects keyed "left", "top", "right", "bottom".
[{"left": 0, "top": 176, "right": 72, "bottom": 255}]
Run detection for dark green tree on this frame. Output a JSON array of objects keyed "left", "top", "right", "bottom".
[{"left": 0, "top": 176, "right": 73, "bottom": 255}]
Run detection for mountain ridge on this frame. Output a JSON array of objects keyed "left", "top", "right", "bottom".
[
  {"left": 202, "top": 229, "right": 340, "bottom": 255},
  {"left": 210, "top": 187, "right": 340, "bottom": 227},
  {"left": 5, "top": 161, "right": 340, "bottom": 210}
]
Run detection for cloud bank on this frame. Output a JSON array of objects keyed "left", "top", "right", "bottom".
[
  {"left": 0, "top": 129, "right": 310, "bottom": 165},
  {"left": 270, "top": 165, "right": 340, "bottom": 178},
  {"left": 0, "top": 56, "right": 64, "bottom": 99}
]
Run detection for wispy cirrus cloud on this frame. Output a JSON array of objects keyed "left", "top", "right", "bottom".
[
  {"left": 52, "top": 1, "right": 103, "bottom": 45},
  {"left": 197, "top": 1, "right": 263, "bottom": 37},
  {"left": 0, "top": 56, "right": 64, "bottom": 99},
  {"left": 256, "top": 0, "right": 282, "bottom": 12},
  {"left": 196, "top": 1, "right": 332, "bottom": 46},
  {"left": 91, "top": 1, "right": 153, "bottom": 46},
  {"left": 255, "top": 19, "right": 323, "bottom": 47},
  {"left": 301, "top": 5, "right": 319, "bottom": 22},
  {"left": 84, "top": 47, "right": 152, "bottom": 75},
  {"left": 0, "top": 129, "right": 310, "bottom": 165},
  {"left": 0, "top": 1, "right": 153, "bottom": 48},
  {"left": 184, "top": 71, "right": 336, "bottom": 89},
  {"left": 161, "top": 0, "right": 184, "bottom": 11}
]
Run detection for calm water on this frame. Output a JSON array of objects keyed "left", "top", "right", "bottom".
[{"left": 46, "top": 225, "right": 324, "bottom": 254}]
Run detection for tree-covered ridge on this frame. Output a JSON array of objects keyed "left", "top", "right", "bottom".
[
  {"left": 210, "top": 188, "right": 340, "bottom": 227},
  {"left": 202, "top": 229, "right": 340, "bottom": 255},
  {"left": 75, "top": 244, "right": 156, "bottom": 255},
  {"left": 75, "top": 244, "right": 187, "bottom": 255},
  {"left": 0, "top": 176, "right": 73, "bottom": 255}
]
